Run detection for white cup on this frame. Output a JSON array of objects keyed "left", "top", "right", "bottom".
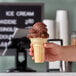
[
  {"left": 56, "top": 10, "right": 69, "bottom": 45},
  {"left": 43, "top": 19, "right": 56, "bottom": 39}
]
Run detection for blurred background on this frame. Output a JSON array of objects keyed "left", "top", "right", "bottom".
[{"left": 0, "top": 0, "right": 76, "bottom": 72}]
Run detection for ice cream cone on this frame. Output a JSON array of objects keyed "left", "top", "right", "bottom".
[{"left": 30, "top": 38, "right": 47, "bottom": 63}]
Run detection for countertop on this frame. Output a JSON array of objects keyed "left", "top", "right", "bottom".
[{"left": 0, "top": 73, "right": 74, "bottom": 76}]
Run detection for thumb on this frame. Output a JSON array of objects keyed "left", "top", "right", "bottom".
[{"left": 44, "top": 43, "right": 56, "bottom": 48}]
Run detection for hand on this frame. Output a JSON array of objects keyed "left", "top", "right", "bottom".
[{"left": 29, "top": 43, "right": 62, "bottom": 62}]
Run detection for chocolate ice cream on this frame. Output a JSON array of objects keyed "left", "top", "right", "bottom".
[
  {"left": 28, "top": 22, "right": 49, "bottom": 38},
  {"left": 28, "top": 22, "right": 49, "bottom": 63}
]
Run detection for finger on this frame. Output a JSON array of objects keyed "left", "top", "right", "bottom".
[
  {"left": 32, "top": 57, "right": 35, "bottom": 60},
  {"left": 29, "top": 48, "right": 34, "bottom": 52},
  {"left": 30, "top": 44, "right": 33, "bottom": 48},
  {"left": 30, "top": 44, "right": 34, "bottom": 50},
  {"left": 29, "top": 52, "right": 34, "bottom": 56},
  {"left": 44, "top": 43, "right": 56, "bottom": 48}
]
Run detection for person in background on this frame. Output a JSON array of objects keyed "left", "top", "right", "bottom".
[{"left": 29, "top": 43, "right": 76, "bottom": 62}]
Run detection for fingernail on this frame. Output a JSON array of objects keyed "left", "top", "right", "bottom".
[{"left": 44, "top": 43, "right": 46, "bottom": 47}]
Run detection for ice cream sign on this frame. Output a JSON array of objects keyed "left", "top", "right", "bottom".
[
  {"left": 0, "top": 3, "right": 43, "bottom": 53},
  {"left": 0, "top": 11, "right": 34, "bottom": 25}
]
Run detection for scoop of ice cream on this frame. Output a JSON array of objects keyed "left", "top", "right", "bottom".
[{"left": 28, "top": 22, "right": 49, "bottom": 38}]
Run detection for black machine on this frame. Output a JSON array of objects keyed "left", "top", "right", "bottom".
[{"left": 8, "top": 37, "right": 36, "bottom": 72}]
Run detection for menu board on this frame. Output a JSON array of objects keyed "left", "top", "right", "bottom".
[{"left": 0, "top": 3, "right": 43, "bottom": 55}]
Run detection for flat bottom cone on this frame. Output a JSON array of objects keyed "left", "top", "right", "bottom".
[
  {"left": 34, "top": 45, "right": 45, "bottom": 63},
  {"left": 30, "top": 38, "right": 47, "bottom": 63}
]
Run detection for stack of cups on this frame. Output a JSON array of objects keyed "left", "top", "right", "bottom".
[
  {"left": 56, "top": 10, "right": 69, "bottom": 72},
  {"left": 56, "top": 10, "right": 69, "bottom": 46},
  {"left": 43, "top": 19, "right": 56, "bottom": 39}
]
